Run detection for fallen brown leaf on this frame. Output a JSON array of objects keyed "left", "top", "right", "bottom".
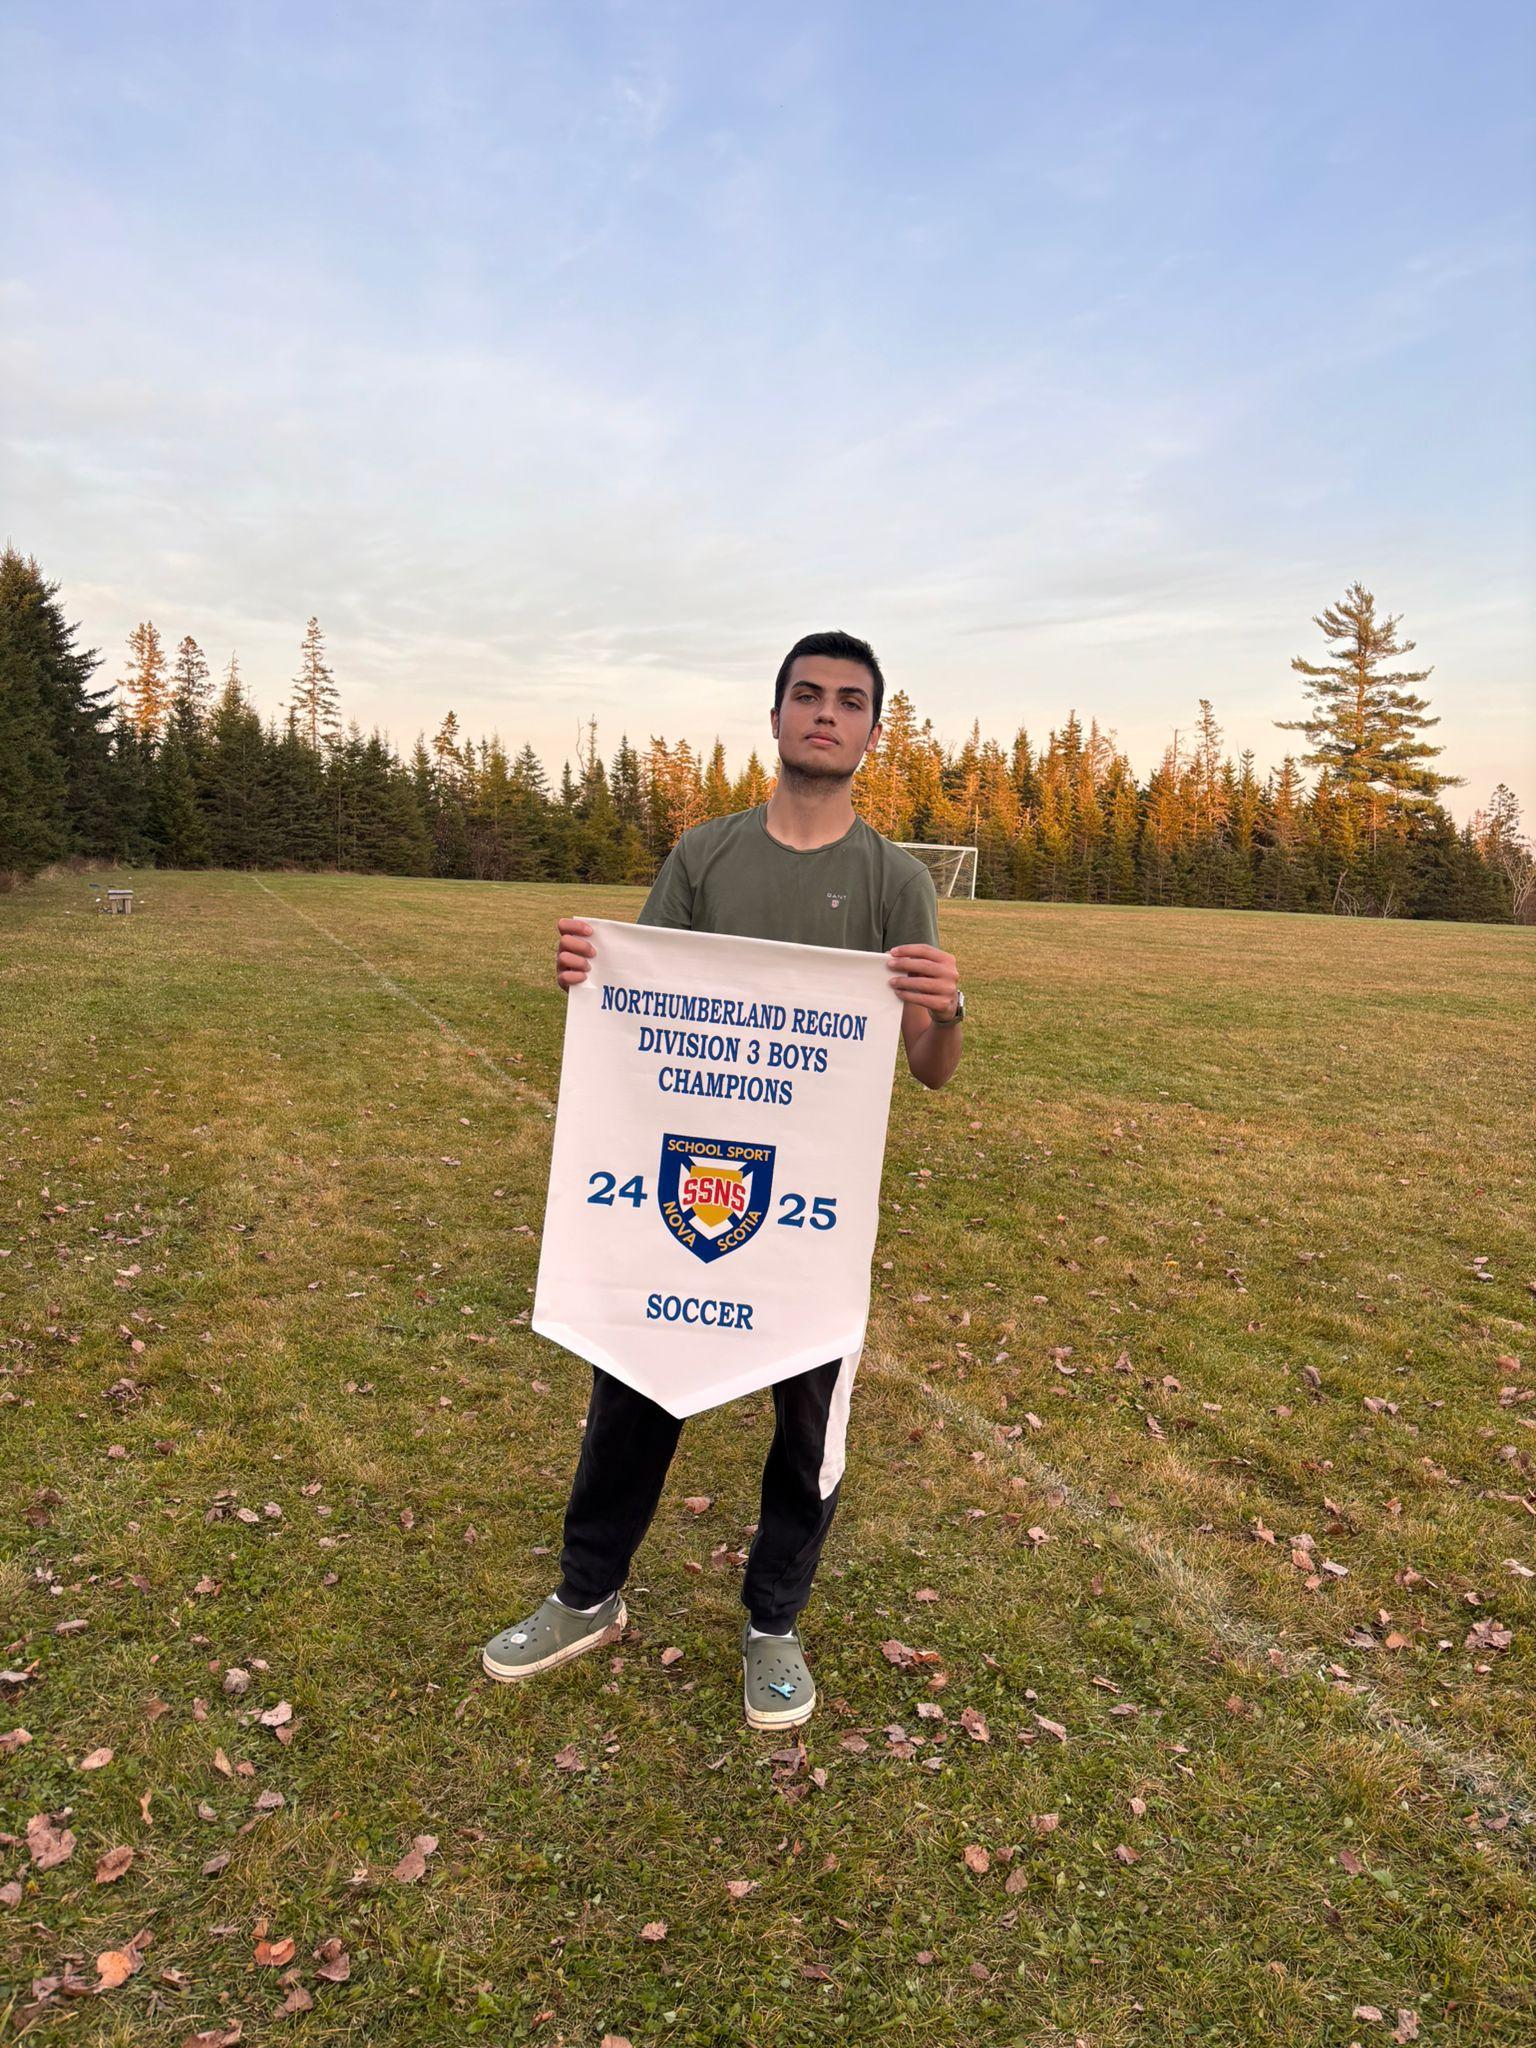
[
  {"left": 95, "top": 1944, "right": 144, "bottom": 1988},
  {"left": 639, "top": 1919, "right": 668, "bottom": 1941},
  {"left": 26, "top": 1813, "right": 76, "bottom": 1869},
  {"left": 94, "top": 1845, "right": 134, "bottom": 1884},
  {"left": 1465, "top": 1618, "right": 1513, "bottom": 1653},
  {"left": 313, "top": 1935, "right": 351, "bottom": 1982},
  {"left": 390, "top": 1833, "right": 439, "bottom": 1883}
]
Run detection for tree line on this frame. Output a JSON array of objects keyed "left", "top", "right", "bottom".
[{"left": 2, "top": 545, "right": 1531, "bottom": 923}]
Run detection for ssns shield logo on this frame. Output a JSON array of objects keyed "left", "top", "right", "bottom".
[{"left": 659, "top": 1133, "right": 776, "bottom": 1264}]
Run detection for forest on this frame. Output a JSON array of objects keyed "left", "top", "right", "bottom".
[{"left": 2, "top": 545, "right": 1530, "bottom": 922}]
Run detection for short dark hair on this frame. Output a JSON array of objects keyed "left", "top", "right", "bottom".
[{"left": 773, "top": 630, "right": 884, "bottom": 726}]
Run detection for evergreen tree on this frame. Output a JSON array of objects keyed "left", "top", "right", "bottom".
[
  {"left": 150, "top": 722, "right": 211, "bottom": 866},
  {"left": 268, "top": 712, "right": 330, "bottom": 866},
  {"left": 119, "top": 620, "right": 172, "bottom": 739},
  {"left": 0, "top": 551, "right": 117, "bottom": 877},
  {"left": 290, "top": 616, "right": 340, "bottom": 751},
  {"left": 378, "top": 753, "right": 433, "bottom": 875},
  {"left": 702, "top": 738, "right": 732, "bottom": 817},
  {"left": 508, "top": 743, "right": 551, "bottom": 880},
  {"left": 732, "top": 749, "right": 774, "bottom": 811},
  {"left": 205, "top": 667, "right": 270, "bottom": 866},
  {"left": 1471, "top": 784, "right": 1534, "bottom": 922},
  {"left": 1276, "top": 757, "right": 1329, "bottom": 911},
  {"left": 460, "top": 738, "right": 511, "bottom": 879},
  {"left": 329, "top": 729, "right": 421, "bottom": 873},
  {"left": 0, "top": 624, "right": 68, "bottom": 878},
  {"left": 1106, "top": 776, "right": 1139, "bottom": 904},
  {"left": 326, "top": 724, "right": 382, "bottom": 869},
  {"left": 610, "top": 737, "right": 646, "bottom": 831},
  {"left": 1138, "top": 743, "right": 1187, "bottom": 907},
  {"left": 1277, "top": 581, "right": 1460, "bottom": 827},
  {"left": 423, "top": 712, "right": 470, "bottom": 875},
  {"left": 1009, "top": 728, "right": 1038, "bottom": 811},
  {"left": 170, "top": 636, "right": 213, "bottom": 731},
  {"left": 101, "top": 713, "right": 157, "bottom": 864},
  {"left": 571, "top": 754, "right": 627, "bottom": 881}
]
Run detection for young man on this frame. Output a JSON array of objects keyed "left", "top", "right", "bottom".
[{"left": 481, "top": 630, "right": 964, "bottom": 1729}]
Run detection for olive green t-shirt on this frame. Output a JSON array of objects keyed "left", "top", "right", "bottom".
[{"left": 638, "top": 804, "right": 940, "bottom": 954}]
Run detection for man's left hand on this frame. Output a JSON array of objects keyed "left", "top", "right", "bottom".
[{"left": 886, "top": 944, "right": 960, "bottom": 1021}]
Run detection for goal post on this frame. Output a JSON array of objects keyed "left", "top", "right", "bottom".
[{"left": 896, "top": 842, "right": 978, "bottom": 899}]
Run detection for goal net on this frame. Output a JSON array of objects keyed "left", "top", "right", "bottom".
[{"left": 896, "top": 842, "right": 978, "bottom": 899}]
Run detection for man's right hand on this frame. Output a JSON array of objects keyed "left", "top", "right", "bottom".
[{"left": 555, "top": 917, "right": 596, "bottom": 990}]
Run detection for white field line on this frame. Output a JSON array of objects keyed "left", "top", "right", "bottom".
[
  {"left": 252, "top": 875, "right": 556, "bottom": 1117},
  {"left": 872, "top": 1350, "right": 1534, "bottom": 1830},
  {"left": 251, "top": 873, "right": 1531, "bottom": 1832}
]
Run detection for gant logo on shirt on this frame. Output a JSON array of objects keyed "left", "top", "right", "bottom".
[{"left": 826, "top": 891, "right": 847, "bottom": 910}]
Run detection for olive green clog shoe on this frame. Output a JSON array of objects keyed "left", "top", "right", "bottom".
[
  {"left": 742, "top": 1620, "right": 816, "bottom": 1730},
  {"left": 481, "top": 1591, "right": 626, "bottom": 1683}
]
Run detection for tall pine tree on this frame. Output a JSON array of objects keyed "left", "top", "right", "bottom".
[
  {"left": 119, "top": 621, "right": 172, "bottom": 739},
  {"left": 289, "top": 616, "right": 340, "bottom": 751},
  {"left": 0, "top": 549, "right": 116, "bottom": 879},
  {"left": 1277, "top": 582, "right": 1460, "bottom": 821}
]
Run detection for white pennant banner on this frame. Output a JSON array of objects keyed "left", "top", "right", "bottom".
[{"left": 533, "top": 919, "right": 903, "bottom": 1418}]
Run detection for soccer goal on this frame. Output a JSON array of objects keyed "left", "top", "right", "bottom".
[{"left": 896, "top": 842, "right": 978, "bottom": 898}]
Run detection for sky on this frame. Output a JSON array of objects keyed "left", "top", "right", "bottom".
[{"left": 3, "top": 0, "right": 1533, "bottom": 817}]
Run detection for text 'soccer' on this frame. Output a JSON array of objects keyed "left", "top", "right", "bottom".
[{"left": 532, "top": 920, "right": 903, "bottom": 1417}]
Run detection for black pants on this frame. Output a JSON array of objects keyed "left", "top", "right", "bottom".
[{"left": 556, "top": 1355, "right": 854, "bottom": 1633}]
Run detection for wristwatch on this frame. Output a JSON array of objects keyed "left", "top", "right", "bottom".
[{"left": 933, "top": 989, "right": 965, "bottom": 1028}]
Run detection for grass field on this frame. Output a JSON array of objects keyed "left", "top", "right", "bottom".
[{"left": 2, "top": 869, "right": 1533, "bottom": 2047}]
